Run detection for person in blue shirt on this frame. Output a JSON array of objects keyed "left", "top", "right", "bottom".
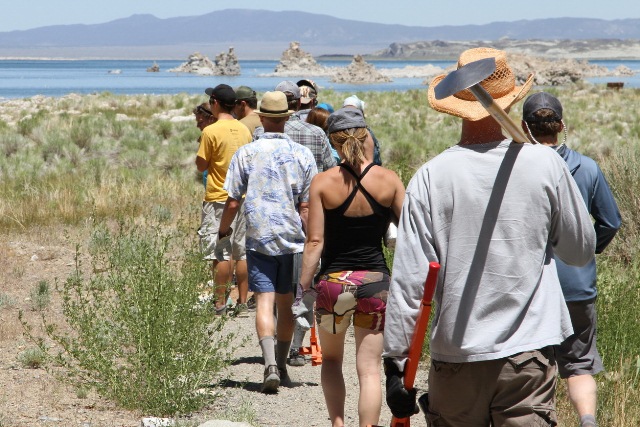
[{"left": 522, "top": 92, "right": 622, "bottom": 427}]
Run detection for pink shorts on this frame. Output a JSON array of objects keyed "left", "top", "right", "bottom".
[{"left": 315, "top": 270, "right": 389, "bottom": 334}]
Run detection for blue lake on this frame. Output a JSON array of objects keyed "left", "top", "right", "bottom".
[{"left": 0, "top": 59, "right": 638, "bottom": 99}]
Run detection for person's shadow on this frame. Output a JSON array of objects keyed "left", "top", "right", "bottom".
[{"left": 214, "top": 356, "right": 319, "bottom": 392}]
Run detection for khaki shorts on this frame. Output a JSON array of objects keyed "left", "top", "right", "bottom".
[
  {"left": 425, "top": 347, "right": 558, "bottom": 426},
  {"left": 198, "top": 201, "right": 246, "bottom": 261}
]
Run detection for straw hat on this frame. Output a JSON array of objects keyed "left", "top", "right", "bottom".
[
  {"left": 254, "top": 91, "right": 294, "bottom": 118},
  {"left": 428, "top": 47, "right": 534, "bottom": 121}
]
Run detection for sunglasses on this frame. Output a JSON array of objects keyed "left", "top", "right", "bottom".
[{"left": 195, "top": 105, "right": 213, "bottom": 116}]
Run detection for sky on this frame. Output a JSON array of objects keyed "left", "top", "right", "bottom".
[{"left": 1, "top": 0, "right": 639, "bottom": 32}]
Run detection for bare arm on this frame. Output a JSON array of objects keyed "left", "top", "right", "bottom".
[
  {"left": 195, "top": 155, "right": 209, "bottom": 173},
  {"left": 298, "top": 201, "right": 310, "bottom": 233},
  {"left": 218, "top": 197, "right": 241, "bottom": 237},
  {"left": 390, "top": 171, "right": 406, "bottom": 225},
  {"left": 299, "top": 177, "right": 324, "bottom": 289}
]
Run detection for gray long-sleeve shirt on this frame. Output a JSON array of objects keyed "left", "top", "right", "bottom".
[{"left": 383, "top": 140, "right": 596, "bottom": 368}]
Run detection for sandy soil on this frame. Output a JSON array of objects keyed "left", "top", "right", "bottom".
[{"left": 0, "top": 226, "right": 428, "bottom": 427}]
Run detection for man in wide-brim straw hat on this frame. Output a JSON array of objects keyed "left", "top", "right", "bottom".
[
  {"left": 382, "top": 47, "right": 596, "bottom": 426},
  {"left": 216, "top": 91, "right": 318, "bottom": 394}
]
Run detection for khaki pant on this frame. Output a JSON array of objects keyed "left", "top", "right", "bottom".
[
  {"left": 198, "top": 200, "right": 246, "bottom": 261},
  {"left": 425, "top": 347, "right": 557, "bottom": 426}
]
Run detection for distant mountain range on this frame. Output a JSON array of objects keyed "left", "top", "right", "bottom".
[{"left": 0, "top": 9, "right": 639, "bottom": 59}]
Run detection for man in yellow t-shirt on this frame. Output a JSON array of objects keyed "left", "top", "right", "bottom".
[{"left": 196, "top": 84, "right": 252, "bottom": 315}]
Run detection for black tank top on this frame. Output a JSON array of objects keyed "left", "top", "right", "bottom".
[{"left": 319, "top": 163, "right": 392, "bottom": 276}]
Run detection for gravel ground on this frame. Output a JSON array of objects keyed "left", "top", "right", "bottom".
[
  {"left": 211, "top": 308, "right": 429, "bottom": 427},
  {"left": 0, "top": 230, "right": 429, "bottom": 427}
]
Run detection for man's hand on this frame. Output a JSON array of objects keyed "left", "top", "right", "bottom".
[
  {"left": 214, "top": 228, "right": 233, "bottom": 262},
  {"left": 291, "top": 283, "right": 317, "bottom": 330},
  {"left": 384, "top": 357, "right": 420, "bottom": 418}
]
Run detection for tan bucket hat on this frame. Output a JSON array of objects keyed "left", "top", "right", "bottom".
[
  {"left": 428, "top": 47, "right": 534, "bottom": 121},
  {"left": 254, "top": 91, "right": 294, "bottom": 118}
]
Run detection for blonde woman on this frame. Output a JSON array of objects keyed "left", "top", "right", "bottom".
[{"left": 295, "top": 107, "right": 405, "bottom": 427}]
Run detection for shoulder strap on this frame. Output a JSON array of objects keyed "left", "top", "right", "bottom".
[
  {"left": 335, "top": 163, "right": 387, "bottom": 216},
  {"left": 339, "top": 162, "right": 375, "bottom": 182}
]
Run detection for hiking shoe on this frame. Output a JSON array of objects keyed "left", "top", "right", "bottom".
[
  {"left": 278, "top": 366, "right": 292, "bottom": 387},
  {"left": 287, "top": 348, "right": 306, "bottom": 367},
  {"left": 261, "top": 365, "right": 280, "bottom": 394},
  {"left": 214, "top": 305, "right": 227, "bottom": 316},
  {"left": 246, "top": 294, "right": 257, "bottom": 311},
  {"left": 232, "top": 303, "right": 250, "bottom": 318}
]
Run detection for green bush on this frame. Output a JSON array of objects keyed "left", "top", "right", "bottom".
[
  {"left": 0, "top": 292, "right": 14, "bottom": 309},
  {"left": 25, "top": 217, "right": 238, "bottom": 416},
  {"left": 17, "top": 346, "right": 47, "bottom": 368},
  {"left": 30, "top": 280, "right": 51, "bottom": 311},
  {"left": 156, "top": 120, "right": 173, "bottom": 140}
]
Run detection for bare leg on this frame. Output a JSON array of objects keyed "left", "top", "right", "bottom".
[
  {"left": 318, "top": 326, "right": 347, "bottom": 427},
  {"left": 354, "top": 326, "right": 383, "bottom": 427},
  {"left": 255, "top": 292, "right": 276, "bottom": 338},
  {"left": 235, "top": 259, "right": 249, "bottom": 304},
  {"left": 213, "top": 259, "right": 233, "bottom": 310},
  {"left": 567, "top": 374, "right": 597, "bottom": 425},
  {"left": 275, "top": 292, "right": 295, "bottom": 342}
]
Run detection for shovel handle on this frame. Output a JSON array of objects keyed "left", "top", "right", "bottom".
[
  {"left": 469, "top": 84, "right": 531, "bottom": 143},
  {"left": 390, "top": 261, "right": 441, "bottom": 427}
]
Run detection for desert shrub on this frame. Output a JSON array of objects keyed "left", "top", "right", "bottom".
[
  {"left": 17, "top": 110, "right": 47, "bottom": 138},
  {"left": 30, "top": 280, "right": 51, "bottom": 311},
  {"left": 588, "top": 142, "right": 640, "bottom": 426},
  {"left": 41, "top": 132, "right": 70, "bottom": 162},
  {"left": 17, "top": 346, "right": 47, "bottom": 368},
  {"left": 177, "top": 125, "right": 201, "bottom": 145},
  {"left": 0, "top": 131, "right": 22, "bottom": 157},
  {"left": 0, "top": 292, "right": 14, "bottom": 309},
  {"left": 156, "top": 120, "right": 173, "bottom": 140},
  {"left": 119, "top": 133, "right": 149, "bottom": 153},
  {"left": 591, "top": 259, "right": 640, "bottom": 427},
  {"left": 159, "top": 141, "right": 192, "bottom": 173},
  {"left": 21, "top": 217, "right": 238, "bottom": 415},
  {"left": 120, "top": 148, "right": 148, "bottom": 170},
  {"left": 598, "top": 144, "right": 640, "bottom": 263},
  {"left": 69, "top": 117, "right": 94, "bottom": 149}
]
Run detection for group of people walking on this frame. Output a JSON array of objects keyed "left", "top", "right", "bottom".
[{"left": 194, "top": 47, "right": 620, "bottom": 427}]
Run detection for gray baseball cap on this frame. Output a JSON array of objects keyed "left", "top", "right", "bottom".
[
  {"left": 327, "top": 107, "right": 367, "bottom": 134},
  {"left": 275, "top": 81, "right": 301, "bottom": 99},
  {"left": 523, "top": 92, "right": 563, "bottom": 122}
]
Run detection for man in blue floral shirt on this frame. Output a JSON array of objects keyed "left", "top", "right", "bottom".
[{"left": 217, "top": 91, "right": 317, "bottom": 394}]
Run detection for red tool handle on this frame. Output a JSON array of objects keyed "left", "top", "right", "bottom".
[{"left": 391, "top": 261, "right": 441, "bottom": 427}]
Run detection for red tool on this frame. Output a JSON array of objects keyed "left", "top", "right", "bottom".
[
  {"left": 391, "top": 261, "right": 441, "bottom": 427},
  {"left": 299, "top": 315, "right": 323, "bottom": 366}
]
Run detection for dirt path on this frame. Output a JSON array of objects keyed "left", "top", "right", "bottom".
[{"left": 0, "top": 229, "right": 428, "bottom": 426}]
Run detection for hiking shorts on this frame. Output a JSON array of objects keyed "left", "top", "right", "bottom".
[
  {"left": 247, "top": 250, "right": 295, "bottom": 295},
  {"left": 198, "top": 201, "right": 246, "bottom": 261},
  {"left": 314, "top": 270, "right": 389, "bottom": 334},
  {"left": 555, "top": 297, "right": 603, "bottom": 378},
  {"left": 425, "top": 347, "right": 558, "bottom": 426}
]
